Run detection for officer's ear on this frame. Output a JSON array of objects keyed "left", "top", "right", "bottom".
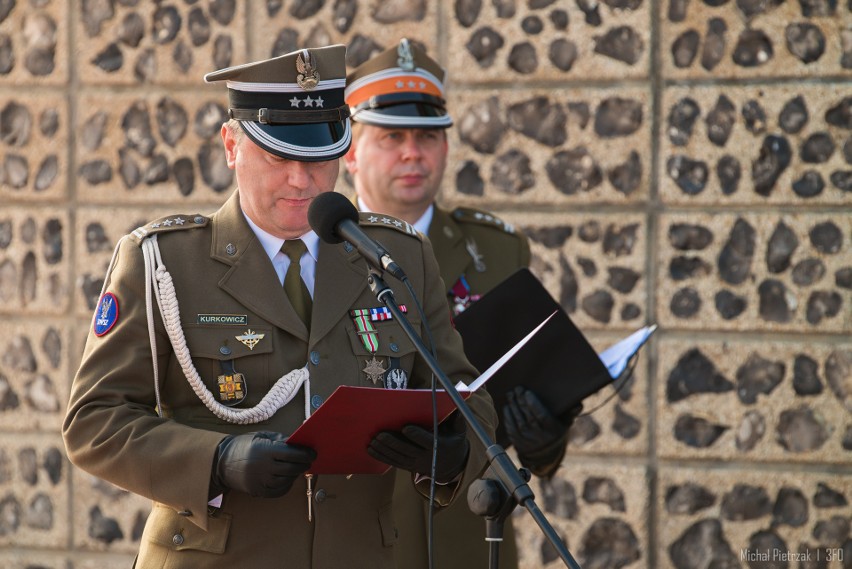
[
  {"left": 343, "top": 133, "right": 358, "bottom": 175},
  {"left": 221, "top": 121, "right": 241, "bottom": 170}
]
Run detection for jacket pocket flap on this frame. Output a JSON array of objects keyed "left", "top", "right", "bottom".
[
  {"left": 182, "top": 324, "right": 273, "bottom": 360},
  {"left": 146, "top": 504, "right": 232, "bottom": 554}
]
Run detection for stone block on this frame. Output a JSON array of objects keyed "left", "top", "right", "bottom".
[
  {"left": 446, "top": 1, "right": 650, "bottom": 82},
  {"left": 503, "top": 211, "right": 648, "bottom": 331},
  {"left": 445, "top": 87, "right": 651, "bottom": 205},
  {"left": 76, "top": 1, "right": 247, "bottom": 86},
  {"left": 0, "top": 320, "right": 69, "bottom": 432},
  {"left": 0, "top": 92, "right": 68, "bottom": 201},
  {"left": 660, "top": 1, "right": 852, "bottom": 79},
  {"left": 513, "top": 462, "right": 648, "bottom": 569},
  {"left": 0, "top": 0, "right": 68, "bottom": 85},
  {"left": 0, "top": 552, "right": 69, "bottom": 569},
  {"left": 250, "top": 0, "right": 438, "bottom": 67},
  {"left": 656, "top": 339, "right": 852, "bottom": 463},
  {"left": 566, "top": 331, "right": 650, "bottom": 456},
  {"left": 658, "top": 466, "right": 852, "bottom": 569},
  {"left": 0, "top": 208, "right": 71, "bottom": 315},
  {"left": 75, "top": 91, "right": 237, "bottom": 204},
  {"left": 71, "top": 468, "right": 151, "bottom": 553},
  {"left": 661, "top": 84, "right": 852, "bottom": 204},
  {"left": 74, "top": 206, "right": 209, "bottom": 316},
  {"left": 657, "top": 212, "right": 851, "bottom": 332},
  {"left": 0, "top": 433, "right": 69, "bottom": 549}
]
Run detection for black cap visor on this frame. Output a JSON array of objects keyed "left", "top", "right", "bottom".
[{"left": 240, "top": 119, "right": 351, "bottom": 162}]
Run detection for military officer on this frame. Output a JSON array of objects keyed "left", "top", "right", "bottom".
[
  {"left": 344, "top": 40, "right": 581, "bottom": 569},
  {"left": 63, "top": 44, "right": 497, "bottom": 569}
]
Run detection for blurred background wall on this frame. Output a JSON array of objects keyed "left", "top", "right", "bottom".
[{"left": 0, "top": 1, "right": 849, "bottom": 567}]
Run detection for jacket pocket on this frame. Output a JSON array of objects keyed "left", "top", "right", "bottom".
[
  {"left": 179, "top": 324, "right": 273, "bottom": 404},
  {"left": 144, "top": 503, "right": 232, "bottom": 554}
]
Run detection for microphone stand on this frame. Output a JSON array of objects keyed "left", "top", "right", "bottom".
[{"left": 366, "top": 270, "right": 582, "bottom": 569}]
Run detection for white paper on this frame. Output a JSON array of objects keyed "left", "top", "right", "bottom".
[
  {"left": 598, "top": 324, "right": 657, "bottom": 379},
  {"left": 455, "top": 311, "right": 557, "bottom": 392}
]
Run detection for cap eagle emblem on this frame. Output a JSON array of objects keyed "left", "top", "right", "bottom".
[{"left": 296, "top": 49, "right": 320, "bottom": 90}]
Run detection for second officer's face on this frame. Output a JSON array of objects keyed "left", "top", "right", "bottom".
[
  {"left": 222, "top": 122, "right": 339, "bottom": 240},
  {"left": 344, "top": 124, "right": 448, "bottom": 223}
]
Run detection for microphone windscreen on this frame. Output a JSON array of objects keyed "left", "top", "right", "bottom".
[{"left": 308, "top": 191, "right": 359, "bottom": 244}]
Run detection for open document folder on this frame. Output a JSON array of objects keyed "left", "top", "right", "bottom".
[
  {"left": 453, "top": 268, "right": 656, "bottom": 447},
  {"left": 286, "top": 312, "right": 556, "bottom": 475}
]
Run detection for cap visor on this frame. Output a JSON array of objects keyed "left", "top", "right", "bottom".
[
  {"left": 241, "top": 120, "right": 351, "bottom": 162},
  {"left": 352, "top": 103, "right": 452, "bottom": 129}
]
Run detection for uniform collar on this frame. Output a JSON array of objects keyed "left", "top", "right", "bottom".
[{"left": 241, "top": 210, "right": 320, "bottom": 263}]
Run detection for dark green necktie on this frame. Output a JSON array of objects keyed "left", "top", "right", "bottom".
[{"left": 281, "top": 239, "right": 312, "bottom": 327}]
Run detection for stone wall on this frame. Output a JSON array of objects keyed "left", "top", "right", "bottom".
[{"left": 0, "top": 1, "right": 849, "bottom": 568}]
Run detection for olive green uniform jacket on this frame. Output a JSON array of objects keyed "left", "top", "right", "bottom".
[
  {"left": 392, "top": 205, "right": 531, "bottom": 569},
  {"left": 63, "top": 190, "right": 497, "bottom": 569}
]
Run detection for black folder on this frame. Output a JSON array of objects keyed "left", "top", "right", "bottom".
[{"left": 453, "top": 268, "right": 613, "bottom": 448}]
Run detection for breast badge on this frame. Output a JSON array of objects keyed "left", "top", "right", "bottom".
[
  {"left": 235, "top": 329, "right": 265, "bottom": 350},
  {"left": 385, "top": 368, "right": 408, "bottom": 390}
]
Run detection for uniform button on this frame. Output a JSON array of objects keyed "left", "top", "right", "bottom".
[
  {"left": 311, "top": 395, "right": 324, "bottom": 409},
  {"left": 310, "top": 351, "right": 320, "bottom": 365},
  {"left": 172, "top": 533, "right": 184, "bottom": 546},
  {"left": 219, "top": 346, "right": 232, "bottom": 356},
  {"left": 314, "top": 489, "right": 327, "bottom": 503},
  {"left": 194, "top": 216, "right": 205, "bottom": 224},
  {"left": 389, "top": 343, "right": 399, "bottom": 353}
]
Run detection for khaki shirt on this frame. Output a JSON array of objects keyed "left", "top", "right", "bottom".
[{"left": 63, "top": 191, "right": 496, "bottom": 569}]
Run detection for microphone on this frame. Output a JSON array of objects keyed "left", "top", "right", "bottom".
[{"left": 308, "top": 192, "right": 408, "bottom": 280}]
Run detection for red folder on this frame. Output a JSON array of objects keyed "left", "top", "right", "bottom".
[
  {"left": 287, "top": 386, "right": 471, "bottom": 475},
  {"left": 286, "top": 311, "right": 554, "bottom": 475}
]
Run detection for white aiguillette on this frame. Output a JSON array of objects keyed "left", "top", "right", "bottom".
[{"left": 286, "top": 311, "right": 554, "bottom": 475}]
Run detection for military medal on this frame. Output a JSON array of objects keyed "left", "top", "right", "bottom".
[
  {"left": 350, "top": 305, "right": 408, "bottom": 353},
  {"left": 351, "top": 309, "right": 380, "bottom": 353},
  {"left": 362, "top": 356, "right": 387, "bottom": 385},
  {"left": 235, "top": 329, "right": 265, "bottom": 350},
  {"left": 449, "top": 275, "right": 481, "bottom": 316},
  {"left": 217, "top": 360, "right": 247, "bottom": 405}
]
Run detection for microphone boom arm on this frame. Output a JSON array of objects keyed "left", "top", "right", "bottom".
[{"left": 366, "top": 270, "right": 582, "bottom": 569}]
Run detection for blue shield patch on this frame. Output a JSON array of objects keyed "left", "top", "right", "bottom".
[{"left": 94, "top": 292, "right": 119, "bottom": 336}]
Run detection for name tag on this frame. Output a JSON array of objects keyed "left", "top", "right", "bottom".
[{"left": 197, "top": 314, "right": 248, "bottom": 325}]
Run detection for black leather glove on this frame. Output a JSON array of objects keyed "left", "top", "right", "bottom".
[
  {"left": 210, "top": 432, "right": 316, "bottom": 499},
  {"left": 367, "top": 414, "right": 470, "bottom": 483},
  {"left": 503, "top": 386, "right": 582, "bottom": 478}
]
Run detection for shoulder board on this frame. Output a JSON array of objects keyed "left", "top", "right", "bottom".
[
  {"left": 129, "top": 214, "right": 209, "bottom": 245},
  {"left": 358, "top": 212, "right": 421, "bottom": 240},
  {"left": 451, "top": 207, "right": 517, "bottom": 234}
]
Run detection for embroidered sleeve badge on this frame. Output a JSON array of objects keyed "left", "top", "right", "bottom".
[{"left": 93, "top": 292, "right": 119, "bottom": 336}]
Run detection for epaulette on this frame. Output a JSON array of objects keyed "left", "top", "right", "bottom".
[
  {"left": 451, "top": 207, "right": 517, "bottom": 235},
  {"left": 358, "top": 212, "right": 421, "bottom": 240},
  {"left": 129, "top": 214, "right": 209, "bottom": 245}
]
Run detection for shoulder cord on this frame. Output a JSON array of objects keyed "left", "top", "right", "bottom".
[{"left": 140, "top": 235, "right": 312, "bottom": 425}]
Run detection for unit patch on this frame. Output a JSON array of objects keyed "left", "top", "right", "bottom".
[{"left": 94, "top": 293, "right": 119, "bottom": 337}]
